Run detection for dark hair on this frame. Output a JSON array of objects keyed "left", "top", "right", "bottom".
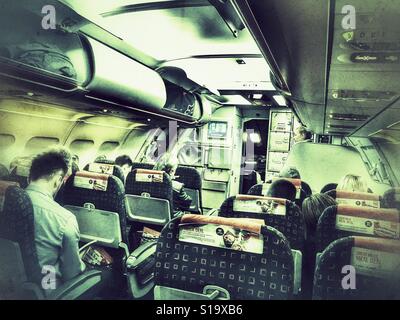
[
  {"left": 297, "top": 126, "right": 312, "bottom": 140},
  {"left": 382, "top": 188, "right": 400, "bottom": 210},
  {"left": 279, "top": 167, "right": 301, "bottom": 179},
  {"left": 302, "top": 193, "right": 336, "bottom": 236},
  {"left": 115, "top": 155, "right": 133, "bottom": 167},
  {"left": 266, "top": 179, "right": 297, "bottom": 201},
  {"left": 30, "top": 148, "right": 71, "bottom": 181},
  {"left": 320, "top": 183, "right": 338, "bottom": 194},
  {"left": 152, "top": 154, "right": 177, "bottom": 176}
]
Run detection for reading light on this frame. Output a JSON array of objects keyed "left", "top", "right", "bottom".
[
  {"left": 249, "top": 132, "right": 261, "bottom": 144},
  {"left": 273, "top": 95, "right": 287, "bottom": 106}
]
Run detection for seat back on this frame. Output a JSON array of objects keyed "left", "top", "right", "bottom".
[
  {"left": 0, "top": 163, "right": 9, "bottom": 179},
  {"left": 382, "top": 188, "right": 400, "bottom": 210},
  {"left": 62, "top": 171, "right": 128, "bottom": 247},
  {"left": 154, "top": 214, "right": 294, "bottom": 300},
  {"left": 326, "top": 189, "right": 381, "bottom": 208},
  {"left": 219, "top": 195, "right": 306, "bottom": 251},
  {"left": 8, "top": 157, "right": 32, "bottom": 189},
  {"left": 313, "top": 236, "right": 400, "bottom": 299},
  {"left": 0, "top": 182, "right": 42, "bottom": 288},
  {"left": 84, "top": 162, "right": 125, "bottom": 184},
  {"left": 315, "top": 204, "right": 399, "bottom": 252},
  {"left": 301, "top": 181, "right": 312, "bottom": 197},
  {"left": 125, "top": 169, "right": 173, "bottom": 223},
  {"left": 131, "top": 162, "right": 153, "bottom": 171},
  {"left": 175, "top": 166, "right": 202, "bottom": 213}
]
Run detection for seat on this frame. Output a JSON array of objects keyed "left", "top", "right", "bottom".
[
  {"left": 248, "top": 179, "right": 307, "bottom": 207},
  {"left": 154, "top": 214, "right": 294, "bottom": 300},
  {"left": 382, "top": 188, "right": 400, "bottom": 210},
  {"left": 301, "top": 181, "right": 312, "bottom": 197},
  {"left": 8, "top": 157, "right": 32, "bottom": 189},
  {"left": 0, "top": 181, "right": 101, "bottom": 299},
  {"left": 131, "top": 162, "right": 153, "bottom": 171},
  {"left": 315, "top": 204, "right": 399, "bottom": 253},
  {"left": 313, "top": 236, "right": 400, "bottom": 300},
  {"left": 84, "top": 161, "right": 125, "bottom": 184},
  {"left": 326, "top": 189, "right": 382, "bottom": 208},
  {"left": 175, "top": 165, "right": 202, "bottom": 214},
  {"left": 241, "top": 170, "right": 259, "bottom": 195},
  {"left": 0, "top": 163, "right": 9, "bottom": 179},
  {"left": 320, "top": 183, "right": 337, "bottom": 194},
  {"left": 221, "top": 195, "right": 306, "bottom": 252},
  {"left": 61, "top": 171, "right": 129, "bottom": 252}
]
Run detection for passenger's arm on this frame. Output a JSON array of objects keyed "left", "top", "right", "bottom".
[
  {"left": 60, "top": 216, "right": 86, "bottom": 282},
  {"left": 177, "top": 188, "right": 193, "bottom": 210}
]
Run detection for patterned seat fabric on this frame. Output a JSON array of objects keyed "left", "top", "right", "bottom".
[
  {"left": 62, "top": 172, "right": 129, "bottom": 245},
  {"left": 0, "top": 164, "right": 9, "bottom": 179},
  {"left": 220, "top": 196, "right": 306, "bottom": 251},
  {"left": 0, "top": 183, "right": 41, "bottom": 285},
  {"left": 125, "top": 169, "right": 173, "bottom": 212},
  {"left": 175, "top": 166, "right": 202, "bottom": 190},
  {"left": 315, "top": 205, "right": 399, "bottom": 252},
  {"left": 83, "top": 162, "right": 125, "bottom": 184},
  {"left": 313, "top": 236, "right": 400, "bottom": 300},
  {"left": 154, "top": 216, "right": 294, "bottom": 300},
  {"left": 8, "top": 167, "right": 29, "bottom": 189}
]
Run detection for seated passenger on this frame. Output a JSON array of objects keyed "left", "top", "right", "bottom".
[
  {"left": 94, "top": 154, "right": 107, "bottom": 162},
  {"left": 71, "top": 154, "right": 80, "bottom": 170},
  {"left": 266, "top": 178, "right": 297, "bottom": 202},
  {"left": 302, "top": 193, "right": 336, "bottom": 241},
  {"left": 153, "top": 155, "right": 192, "bottom": 217},
  {"left": 301, "top": 193, "right": 336, "bottom": 296},
  {"left": 293, "top": 126, "right": 312, "bottom": 144},
  {"left": 337, "top": 174, "right": 369, "bottom": 193},
  {"left": 115, "top": 154, "right": 133, "bottom": 181},
  {"left": 26, "top": 147, "right": 86, "bottom": 287},
  {"left": 320, "top": 183, "right": 338, "bottom": 194},
  {"left": 279, "top": 166, "right": 301, "bottom": 179}
]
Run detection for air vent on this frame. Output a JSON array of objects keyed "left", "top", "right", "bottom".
[
  {"left": 331, "top": 89, "right": 396, "bottom": 101},
  {"left": 328, "top": 113, "right": 369, "bottom": 121},
  {"left": 327, "top": 124, "right": 357, "bottom": 130}
]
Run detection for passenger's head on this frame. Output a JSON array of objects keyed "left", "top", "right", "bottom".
[
  {"left": 382, "top": 188, "right": 400, "bottom": 210},
  {"left": 266, "top": 179, "right": 297, "bottom": 201},
  {"left": 153, "top": 153, "right": 178, "bottom": 178},
  {"left": 115, "top": 155, "right": 133, "bottom": 178},
  {"left": 293, "top": 126, "right": 312, "bottom": 143},
  {"left": 337, "top": 174, "right": 368, "bottom": 192},
  {"left": 279, "top": 167, "right": 301, "bottom": 179},
  {"left": 29, "top": 147, "right": 72, "bottom": 197},
  {"left": 302, "top": 193, "right": 336, "bottom": 235},
  {"left": 94, "top": 155, "right": 107, "bottom": 162},
  {"left": 320, "top": 183, "right": 338, "bottom": 194},
  {"left": 71, "top": 154, "right": 79, "bottom": 165}
]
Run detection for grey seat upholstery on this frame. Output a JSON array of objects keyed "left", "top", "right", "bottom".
[
  {"left": 154, "top": 215, "right": 294, "bottom": 300},
  {"left": 315, "top": 204, "right": 399, "bottom": 253},
  {"left": 313, "top": 236, "right": 400, "bottom": 300},
  {"left": 220, "top": 195, "right": 306, "bottom": 252}
]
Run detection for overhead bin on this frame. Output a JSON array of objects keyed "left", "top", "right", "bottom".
[{"left": 85, "top": 38, "right": 167, "bottom": 110}]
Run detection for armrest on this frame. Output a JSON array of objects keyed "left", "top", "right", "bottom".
[{"left": 47, "top": 270, "right": 102, "bottom": 300}]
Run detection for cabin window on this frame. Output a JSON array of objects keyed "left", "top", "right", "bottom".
[
  {"left": 24, "top": 137, "right": 59, "bottom": 156},
  {"left": 98, "top": 141, "right": 120, "bottom": 157},
  {"left": 0, "top": 134, "right": 15, "bottom": 149}
]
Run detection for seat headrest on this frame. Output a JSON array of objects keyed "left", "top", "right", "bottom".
[
  {"left": 87, "top": 162, "right": 115, "bottom": 175},
  {"left": 181, "top": 213, "right": 264, "bottom": 234},
  {"left": 134, "top": 169, "right": 165, "bottom": 183},
  {"left": 353, "top": 236, "right": 400, "bottom": 253},
  {"left": 382, "top": 188, "right": 400, "bottom": 209},
  {"left": 73, "top": 171, "right": 110, "bottom": 192},
  {"left": 336, "top": 205, "right": 399, "bottom": 239},
  {"left": 233, "top": 195, "right": 287, "bottom": 215},
  {"left": 335, "top": 190, "right": 381, "bottom": 208},
  {"left": 11, "top": 157, "right": 32, "bottom": 177}
]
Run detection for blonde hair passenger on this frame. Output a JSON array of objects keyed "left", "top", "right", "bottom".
[{"left": 337, "top": 174, "right": 368, "bottom": 193}]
